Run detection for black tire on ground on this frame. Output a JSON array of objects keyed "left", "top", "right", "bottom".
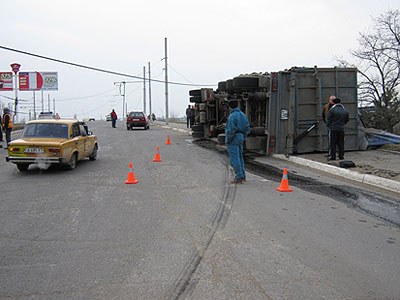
[
  {"left": 233, "top": 76, "right": 259, "bottom": 89},
  {"left": 192, "top": 125, "right": 203, "bottom": 132},
  {"left": 218, "top": 81, "right": 227, "bottom": 92},
  {"left": 189, "top": 96, "right": 202, "bottom": 103},
  {"left": 192, "top": 132, "right": 204, "bottom": 138},
  {"left": 127, "top": 126, "right": 130, "bottom": 130},
  {"left": 16, "top": 164, "right": 29, "bottom": 172},
  {"left": 189, "top": 89, "right": 201, "bottom": 97},
  {"left": 89, "top": 144, "right": 98, "bottom": 161},
  {"left": 66, "top": 153, "right": 77, "bottom": 170}
]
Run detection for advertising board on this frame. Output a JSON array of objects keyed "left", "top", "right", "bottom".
[
  {"left": 19, "top": 72, "right": 58, "bottom": 91},
  {"left": 0, "top": 72, "right": 13, "bottom": 91}
]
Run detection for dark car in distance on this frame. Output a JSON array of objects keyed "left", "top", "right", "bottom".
[{"left": 126, "top": 111, "right": 150, "bottom": 130}]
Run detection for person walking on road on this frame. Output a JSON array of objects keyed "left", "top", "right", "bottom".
[
  {"left": 110, "top": 109, "right": 117, "bottom": 128},
  {"left": 2, "top": 108, "right": 13, "bottom": 149},
  {"left": 0, "top": 112, "right": 3, "bottom": 145},
  {"left": 326, "top": 98, "right": 349, "bottom": 161},
  {"left": 225, "top": 100, "right": 250, "bottom": 184},
  {"left": 190, "top": 105, "right": 195, "bottom": 128},
  {"left": 322, "top": 95, "right": 336, "bottom": 157},
  {"left": 186, "top": 105, "right": 192, "bottom": 128}
]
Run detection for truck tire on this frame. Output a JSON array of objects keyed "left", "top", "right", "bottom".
[
  {"left": 192, "top": 132, "right": 204, "bottom": 138},
  {"left": 226, "top": 79, "right": 234, "bottom": 92},
  {"left": 233, "top": 76, "right": 259, "bottom": 89},
  {"left": 249, "top": 92, "right": 268, "bottom": 102},
  {"left": 89, "top": 144, "right": 98, "bottom": 161},
  {"left": 217, "top": 134, "right": 226, "bottom": 144},
  {"left": 218, "top": 81, "right": 227, "bottom": 92},
  {"left": 190, "top": 96, "right": 202, "bottom": 103},
  {"left": 189, "top": 89, "right": 201, "bottom": 97},
  {"left": 192, "top": 125, "right": 203, "bottom": 132}
]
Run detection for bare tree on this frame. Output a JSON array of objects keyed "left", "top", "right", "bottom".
[{"left": 338, "top": 9, "right": 400, "bottom": 132}]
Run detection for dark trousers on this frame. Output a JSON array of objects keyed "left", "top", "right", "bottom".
[
  {"left": 330, "top": 130, "right": 345, "bottom": 159},
  {"left": 187, "top": 117, "right": 190, "bottom": 128},
  {"left": 0, "top": 126, "right": 3, "bottom": 141},
  {"left": 112, "top": 119, "right": 116, "bottom": 128},
  {"left": 5, "top": 128, "right": 12, "bottom": 146}
]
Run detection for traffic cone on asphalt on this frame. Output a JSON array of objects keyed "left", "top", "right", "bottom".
[
  {"left": 165, "top": 134, "right": 171, "bottom": 145},
  {"left": 276, "top": 168, "right": 292, "bottom": 192},
  {"left": 125, "top": 162, "right": 138, "bottom": 184},
  {"left": 153, "top": 147, "right": 162, "bottom": 162}
]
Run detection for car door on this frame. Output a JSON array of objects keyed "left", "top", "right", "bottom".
[
  {"left": 72, "top": 123, "right": 85, "bottom": 160},
  {"left": 79, "top": 124, "right": 91, "bottom": 157}
]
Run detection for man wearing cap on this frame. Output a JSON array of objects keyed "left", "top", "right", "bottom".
[
  {"left": 225, "top": 100, "right": 250, "bottom": 184},
  {"left": 326, "top": 98, "right": 349, "bottom": 161},
  {"left": 2, "top": 108, "right": 13, "bottom": 149}
]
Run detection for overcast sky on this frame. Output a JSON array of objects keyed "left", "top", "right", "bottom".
[{"left": 1, "top": 0, "right": 399, "bottom": 121}]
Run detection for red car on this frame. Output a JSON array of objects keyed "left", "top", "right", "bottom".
[{"left": 126, "top": 111, "right": 150, "bottom": 130}]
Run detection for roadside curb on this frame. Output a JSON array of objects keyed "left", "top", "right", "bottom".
[{"left": 272, "top": 154, "right": 400, "bottom": 194}]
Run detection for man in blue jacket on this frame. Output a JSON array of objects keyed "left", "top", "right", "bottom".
[
  {"left": 225, "top": 100, "right": 250, "bottom": 183},
  {"left": 326, "top": 98, "right": 349, "bottom": 161}
]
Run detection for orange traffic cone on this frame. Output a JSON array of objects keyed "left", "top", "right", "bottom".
[
  {"left": 153, "top": 147, "right": 162, "bottom": 162},
  {"left": 276, "top": 168, "right": 292, "bottom": 192},
  {"left": 125, "top": 162, "right": 138, "bottom": 184},
  {"left": 165, "top": 134, "right": 171, "bottom": 145}
]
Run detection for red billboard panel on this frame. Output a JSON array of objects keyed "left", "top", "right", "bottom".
[
  {"left": 0, "top": 72, "right": 13, "bottom": 91},
  {"left": 19, "top": 72, "right": 58, "bottom": 91}
]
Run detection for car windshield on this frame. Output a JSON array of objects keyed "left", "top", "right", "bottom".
[
  {"left": 129, "top": 112, "right": 144, "bottom": 117},
  {"left": 21, "top": 123, "right": 69, "bottom": 139}
]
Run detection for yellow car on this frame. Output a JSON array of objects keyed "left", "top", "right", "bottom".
[{"left": 6, "top": 119, "right": 98, "bottom": 171}]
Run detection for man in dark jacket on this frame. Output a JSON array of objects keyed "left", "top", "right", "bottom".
[
  {"left": 2, "top": 108, "right": 13, "bottom": 149},
  {"left": 326, "top": 98, "right": 349, "bottom": 161},
  {"left": 110, "top": 109, "right": 117, "bottom": 128},
  {"left": 185, "top": 105, "right": 191, "bottom": 128}
]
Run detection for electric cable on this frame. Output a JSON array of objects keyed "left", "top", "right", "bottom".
[{"left": 0, "top": 45, "right": 215, "bottom": 87}]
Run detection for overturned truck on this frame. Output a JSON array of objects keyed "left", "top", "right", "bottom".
[{"left": 189, "top": 67, "right": 360, "bottom": 155}]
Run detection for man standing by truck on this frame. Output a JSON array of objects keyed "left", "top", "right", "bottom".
[
  {"left": 322, "top": 95, "right": 336, "bottom": 157},
  {"left": 2, "top": 108, "right": 13, "bottom": 149},
  {"left": 225, "top": 100, "right": 250, "bottom": 184},
  {"left": 326, "top": 98, "right": 349, "bottom": 161},
  {"left": 110, "top": 109, "right": 117, "bottom": 128}
]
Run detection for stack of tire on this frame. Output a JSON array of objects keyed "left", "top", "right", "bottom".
[
  {"left": 189, "top": 89, "right": 202, "bottom": 103},
  {"left": 192, "top": 124, "right": 204, "bottom": 139}
]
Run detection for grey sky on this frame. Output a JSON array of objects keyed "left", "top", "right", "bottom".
[{"left": 1, "top": 0, "right": 399, "bottom": 120}]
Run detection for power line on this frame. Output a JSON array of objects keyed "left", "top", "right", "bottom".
[{"left": 0, "top": 45, "right": 215, "bottom": 87}]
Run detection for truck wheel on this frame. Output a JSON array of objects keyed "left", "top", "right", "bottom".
[
  {"left": 17, "top": 164, "right": 29, "bottom": 172},
  {"left": 226, "top": 79, "right": 234, "bottom": 92},
  {"left": 89, "top": 144, "right": 98, "bottom": 161},
  {"left": 192, "top": 125, "right": 203, "bottom": 132},
  {"left": 233, "top": 76, "right": 259, "bottom": 89},
  {"left": 192, "top": 132, "right": 204, "bottom": 138},
  {"left": 218, "top": 81, "right": 227, "bottom": 92},
  {"left": 66, "top": 153, "right": 77, "bottom": 170},
  {"left": 189, "top": 89, "right": 201, "bottom": 96},
  {"left": 190, "top": 96, "right": 202, "bottom": 103}
]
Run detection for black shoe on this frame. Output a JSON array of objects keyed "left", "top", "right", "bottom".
[
  {"left": 339, "top": 157, "right": 344, "bottom": 160},
  {"left": 327, "top": 157, "right": 336, "bottom": 161}
]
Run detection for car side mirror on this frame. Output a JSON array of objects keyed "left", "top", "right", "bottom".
[{"left": 88, "top": 131, "right": 93, "bottom": 136}]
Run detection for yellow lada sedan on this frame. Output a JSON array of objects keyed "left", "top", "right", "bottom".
[{"left": 6, "top": 119, "right": 98, "bottom": 171}]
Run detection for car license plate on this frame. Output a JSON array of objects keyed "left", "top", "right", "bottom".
[
  {"left": 133, "top": 119, "right": 140, "bottom": 121},
  {"left": 24, "top": 148, "right": 45, "bottom": 153}
]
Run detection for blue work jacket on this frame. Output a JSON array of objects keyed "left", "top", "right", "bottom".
[{"left": 225, "top": 107, "right": 250, "bottom": 144}]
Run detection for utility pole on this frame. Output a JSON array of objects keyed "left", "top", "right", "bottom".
[
  {"left": 148, "top": 62, "right": 152, "bottom": 116},
  {"left": 164, "top": 37, "right": 169, "bottom": 124},
  {"left": 122, "top": 81, "right": 126, "bottom": 121},
  {"left": 143, "top": 66, "right": 146, "bottom": 115},
  {"left": 33, "top": 91, "right": 36, "bottom": 120},
  {"left": 53, "top": 98, "right": 56, "bottom": 114}
]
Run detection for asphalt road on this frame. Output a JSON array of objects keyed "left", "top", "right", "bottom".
[{"left": 0, "top": 120, "right": 399, "bottom": 299}]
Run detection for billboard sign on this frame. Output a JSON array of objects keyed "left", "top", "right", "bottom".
[
  {"left": 19, "top": 72, "right": 58, "bottom": 91},
  {"left": 0, "top": 72, "right": 13, "bottom": 91}
]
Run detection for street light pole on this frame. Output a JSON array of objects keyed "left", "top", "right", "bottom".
[{"left": 164, "top": 37, "right": 169, "bottom": 125}]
